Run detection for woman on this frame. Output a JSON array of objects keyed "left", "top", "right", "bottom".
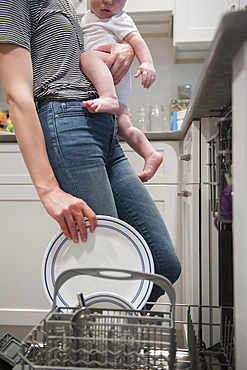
[{"left": 0, "top": 0, "right": 181, "bottom": 304}]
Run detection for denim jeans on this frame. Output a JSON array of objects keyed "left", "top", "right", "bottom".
[{"left": 37, "top": 99, "right": 181, "bottom": 304}]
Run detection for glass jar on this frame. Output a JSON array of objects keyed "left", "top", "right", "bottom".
[
  {"left": 149, "top": 104, "right": 162, "bottom": 131},
  {"left": 160, "top": 106, "right": 169, "bottom": 131},
  {"left": 136, "top": 108, "right": 149, "bottom": 132}
]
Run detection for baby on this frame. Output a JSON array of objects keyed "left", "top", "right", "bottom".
[{"left": 80, "top": 0, "right": 163, "bottom": 182}]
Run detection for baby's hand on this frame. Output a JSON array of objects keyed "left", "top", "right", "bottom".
[{"left": 134, "top": 62, "right": 156, "bottom": 89}]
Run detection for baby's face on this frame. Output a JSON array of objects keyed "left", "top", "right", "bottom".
[{"left": 89, "top": 0, "right": 127, "bottom": 19}]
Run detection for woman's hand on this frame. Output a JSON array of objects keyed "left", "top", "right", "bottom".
[
  {"left": 95, "top": 43, "right": 134, "bottom": 84},
  {"left": 40, "top": 187, "right": 97, "bottom": 243}
]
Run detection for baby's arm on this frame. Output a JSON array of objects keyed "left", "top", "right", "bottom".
[{"left": 124, "top": 31, "right": 156, "bottom": 89}]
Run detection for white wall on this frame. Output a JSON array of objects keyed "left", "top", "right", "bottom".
[
  {"left": 0, "top": 37, "right": 204, "bottom": 121},
  {"left": 129, "top": 36, "right": 203, "bottom": 125}
]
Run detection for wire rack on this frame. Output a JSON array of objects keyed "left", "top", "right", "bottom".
[
  {"left": 188, "top": 305, "right": 234, "bottom": 369},
  {"left": 207, "top": 116, "right": 232, "bottom": 223},
  {"left": 19, "top": 306, "right": 176, "bottom": 370},
  {"left": 19, "top": 268, "right": 176, "bottom": 370}
]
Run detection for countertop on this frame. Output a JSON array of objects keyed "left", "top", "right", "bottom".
[{"left": 1, "top": 10, "right": 247, "bottom": 143}]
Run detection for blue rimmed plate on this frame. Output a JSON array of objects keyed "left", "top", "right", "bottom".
[
  {"left": 85, "top": 292, "right": 137, "bottom": 310},
  {"left": 42, "top": 216, "right": 154, "bottom": 309}
]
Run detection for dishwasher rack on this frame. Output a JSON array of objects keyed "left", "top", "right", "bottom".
[
  {"left": 19, "top": 268, "right": 176, "bottom": 370},
  {"left": 187, "top": 305, "right": 234, "bottom": 369}
]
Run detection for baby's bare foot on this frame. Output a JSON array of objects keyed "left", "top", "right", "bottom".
[
  {"left": 83, "top": 96, "right": 119, "bottom": 114},
  {"left": 138, "top": 151, "right": 163, "bottom": 182}
]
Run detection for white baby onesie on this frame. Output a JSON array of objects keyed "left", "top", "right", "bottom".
[{"left": 81, "top": 10, "right": 139, "bottom": 105}]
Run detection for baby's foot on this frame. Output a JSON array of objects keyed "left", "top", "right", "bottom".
[
  {"left": 138, "top": 151, "right": 163, "bottom": 183},
  {"left": 83, "top": 96, "right": 119, "bottom": 114}
]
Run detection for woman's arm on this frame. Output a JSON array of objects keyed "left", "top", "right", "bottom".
[
  {"left": 0, "top": 44, "right": 97, "bottom": 242},
  {"left": 95, "top": 42, "right": 134, "bottom": 84}
]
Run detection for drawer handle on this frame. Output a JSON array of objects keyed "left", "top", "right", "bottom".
[
  {"left": 177, "top": 190, "right": 191, "bottom": 197},
  {"left": 179, "top": 154, "right": 191, "bottom": 161}
]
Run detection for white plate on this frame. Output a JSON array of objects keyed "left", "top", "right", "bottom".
[
  {"left": 42, "top": 216, "right": 154, "bottom": 309},
  {"left": 85, "top": 292, "right": 136, "bottom": 310}
]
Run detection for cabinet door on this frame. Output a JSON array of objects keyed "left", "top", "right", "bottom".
[
  {"left": 239, "top": 0, "right": 247, "bottom": 8},
  {"left": 145, "top": 184, "right": 180, "bottom": 252},
  {"left": 174, "top": 0, "right": 238, "bottom": 44},
  {"left": 0, "top": 186, "right": 58, "bottom": 326},
  {"left": 179, "top": 184, "right": 199, "bottom": 307},
  {"left": 120, "top": 141, "right": 180, "bottom": 184},
  {"left": 180, "top": 121, "right": 200, "bottom": 185},
  {"left": 145, "top": 184, "right": 182, "bottom": 308},
  {"left": 124, "top": 0, "right": 173, "bottom": 12}
]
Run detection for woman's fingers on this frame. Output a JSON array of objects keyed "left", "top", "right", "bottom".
[
  {"left": 59, "top": 213, "right": 78, "bottom": 242},
  {"left": 41, "top": 188, "right": 97, "bottom": 243},
  {"left": 72, "top": 201, "right": 97, "bottom": 242},
  {"left": 95, "top": 43, "right": 134, "bottom": 84}
]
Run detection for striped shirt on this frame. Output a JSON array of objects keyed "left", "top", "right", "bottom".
[{"left": 0, "top": 0, "right": 97, "bottom": 100}]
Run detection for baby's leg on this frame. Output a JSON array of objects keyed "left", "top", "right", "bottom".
[
  {"left": 117, "top": 104, "right": 163, "bottom": 182},
  {"left": 80, "top": 50, "right": 119, "bottom": 114}
]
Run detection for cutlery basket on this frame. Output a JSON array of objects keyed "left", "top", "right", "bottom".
[{"left": 19, "top": 268, "right": 176, "bottom": 369}]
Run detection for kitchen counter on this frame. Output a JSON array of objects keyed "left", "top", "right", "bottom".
[
  {"left": 147, "top": 10, "right": 247, "bottom": 139},
  {"left": 1, "top": 10, "right": 247, "bottom": 144},
  {"left": 0, "top": 131, "right": 16, "bottom": 142}
]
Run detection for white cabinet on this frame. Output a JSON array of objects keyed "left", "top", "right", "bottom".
[
  {"left": 239, "top": 0, "right": 247, "bottom": 8},
  {"left": 121, "top": 140, "right": 182, "bottom": 307},
  {"left": 0, "top": 143, "right": 58, "bottom": 326},
  {"left": 180, "top": 184, "right": 199, "bottom": 306},
  {"left": 179, "top": 122, "right": 200, "bottom": 309},
  {"left": 179, "top": 120, "right": 218, "bottom": 313},
  {"left": 120, "top": 140, "right": 181, "bottom": 249},
  {"left": 120, "top": 141, "right": 180, "bottom": 184},
  {"left": 174, "top": 0, "right": 238, "bottom": 49},
  {"left": 124, "top": 0, "right": 174, "bottom": 13},
  {"left": 145, "top": 184, "right": 180, "bottom": 255},
  {"left": 180, "top": 123, "right": 200, "bottom": 184}
]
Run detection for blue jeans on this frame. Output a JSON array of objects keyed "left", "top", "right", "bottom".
[{"left": 37, "top": 99, "right": 181, "bottom": 304}]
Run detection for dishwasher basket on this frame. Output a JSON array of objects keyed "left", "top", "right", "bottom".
[{"left": 19, "top": 268, "right": 176, "bottom": 370}]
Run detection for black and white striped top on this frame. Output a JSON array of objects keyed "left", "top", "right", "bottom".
[{"left": 0, "top": 0, "right": 97, "bottom": 100}]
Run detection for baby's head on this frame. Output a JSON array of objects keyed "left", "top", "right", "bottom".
[{"left": 89, "top": 0, "right": 127, "bottom": 18}]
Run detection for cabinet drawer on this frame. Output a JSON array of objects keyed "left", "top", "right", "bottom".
[
  {"left": 180, "top": 121, "right": 200, "bottom": 184},
  {"left": 0, "top": 185, "right": 38, "bottom": 200},
  {"left": 0, "top": 143, "right": 32, "bottom": 184},
  {"left": 121, "top": 141, "right": 180, "bottom": 184}
]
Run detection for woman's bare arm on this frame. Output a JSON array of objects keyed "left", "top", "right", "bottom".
[{"left": 0, "top": 44, "right": 97, "bottom": 242}]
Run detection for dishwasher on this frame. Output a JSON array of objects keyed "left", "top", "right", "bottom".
[
  {"left": 0, "top": 118, "right": 235, "bottom": 370},
  {"left": 186, "top": 114, "right": 234, "bottom": 369}
]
